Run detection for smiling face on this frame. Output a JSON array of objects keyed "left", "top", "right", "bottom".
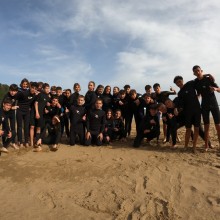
[
  {"left": 95, "top": 100, "right": 103, "bottom": 109},
  {"left": 3, "top": 102, "right": 12, "bottom": 111},
  {"left": 193, "top": 67, "right": 203, "bottom": 78}
]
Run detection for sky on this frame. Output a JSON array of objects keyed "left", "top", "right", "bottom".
[{"left": 0, "top": 0, "right": 220, "bottom": 101}]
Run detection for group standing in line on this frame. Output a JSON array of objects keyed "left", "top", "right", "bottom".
[{"left": 0, "top": 65, "right": 219, "bottom": 154}]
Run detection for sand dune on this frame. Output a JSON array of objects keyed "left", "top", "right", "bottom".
[{"left": 0, "top": 125, "right": 220, "bottom": 220}]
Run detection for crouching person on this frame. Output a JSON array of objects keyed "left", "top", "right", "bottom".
[
  {"left": 0, "top": 98, "right": 16, "bottom": 153},
  {"left": 85, "top": 98, "right": 106, "bottom": 146},
  {"left": 133, "top": 104, "right": 160, "bottom": 148},
  {"left": 34, "top": 115, "right": 61, "bottom": 152}
]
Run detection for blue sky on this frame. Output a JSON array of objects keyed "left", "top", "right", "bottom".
[{"left": 0, "top": 0, "right": 220, "bottom": 101}]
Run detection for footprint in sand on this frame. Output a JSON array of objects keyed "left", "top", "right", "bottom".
[
  {"left": 207, "top": 196, "right": 220, "bottom": 213},
  {"left": 38, "top": 192, "right": 57, "bottom": 209}
]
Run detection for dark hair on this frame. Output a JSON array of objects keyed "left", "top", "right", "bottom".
[
  {"left": 56, "top": 86, "right": 62, "bottom": 91},
  {"left": 130, "top": 89, "right": 137, "bottom": 96},
  {"left": 103, "top": 85, "right": 111, "bottom": 94},
  {"left": 73, "top": 83, "right": 80, "bottom": 89},
  {"left": 145, "top": 85, "right": 152, "bottom": 91},
  {"left": 42, "top": 83, "right": 50, "bottom": 89},
  {"left": 9, "top": 84, "right": 18, "bottom": 91},
  {"left": 192, "top": 65, "right": 201, "bottom": 71},
  {"left": 20, "top": 78, "right": 29, "bottom": 88},
  {"left": 95, "top": 98, "right": 103, "bottom": 103},
  {"left": 149, "top": 104, "right": 158, "bottom": 110},
  {"left": 3, "top": 97, "right": 13, "bottom": 105},
  {"left": 106, "top": 109, "right": 114, "bottom": 120},
  {"left": 143, "top": 93, "right": 152, "bottom": 98},
  {"left": 52, "top": 95, "right": 59, "bottom": 100},
  {"left": 153, "top": 83, "right": 160, "bottom": 89},
  {"left": 30, "top": 82, "right": 38, "bottom": 88},
  {"left": 77, "top": 95, "right": 85, "bottom": 100},
  {"left": 124, "top": 84, "right": 130, "bottom": 90},
  {"left": 119, "top": 89, "right": 126, "bottom": 95},
  {"left": 51, "top": 86, "right": 56, "bottom": 91},
  {"left": 65, "top": 89, "right": 71, "bottom": 93},
  {"left": 173, "top": 76, "right": 183, "bottom": 84}
]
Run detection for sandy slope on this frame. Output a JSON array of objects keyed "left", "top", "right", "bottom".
[{"left": 0, "top": 125, "right": 220, "bottom": 220}]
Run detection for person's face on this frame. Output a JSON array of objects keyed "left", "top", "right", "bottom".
[
  {"left": 113, "top": 87, "right": 119, "bottom": 95},
  {"left": 51, "top": 90, "right": 56, "bottom": 95},
  {"left": 126, "top": 88, "right": 130, "bottom": 94},
  {"left": 98, "top": 87, "right": 104, "bottom": 94},
  {"left": 175, "top": 79, "right": 184, "bottom": 88},
  {"left": 9, "top": 90, "right": 17, "bottom": 96},
  {"left": 165, "top": 100, "right": 174, "bottom": 108},
  {"left": 22, "top": 82, "right": 28, "bottom": 90},
  {"left": 44, "top": 86, "right": 50, "bottom": 94},
  {"left": 88, "top": 82, "right": 94, "bottom": 91},
  {"left": 149, "top": 108, "right": 157, "bottom": 116},
  {"left": 95, "top": 100, "right": 103, "bottom": 109},
  {"left": 120, "top": 93, "right": 126, "bottom": 99},
  {"left": 3, "top": 103, "right": 12, "bottom": 111},
  {"left": 74, "top": 85, "right": 81, "bottom": 93},
  {"left": 144, "top": 96, "right": 151, "bottom": 103},
  {"left": 115, "top": 111, "right": 121, "bottom": 119},
  {"left": 105, "top": 87, "right": 111, "bottom": 94},
  {"left": 66, "top": 91, "right": 71, "bottom": 98},
  {"left": 30, "top": 86, "right": 37, "bottom": 94},
  {"left": 130, "top": 93, "right": 137, "bottom": 100},
  {"left": 154, "top": 86, "right": 161, "bottom": 94},
  {"left": 145, "top": 88, "right": 152, "bottom": 94},
  {"left": 193, "top": 67, "right": 203, "bottom": 78},
  {"left": 77, "top": 97, "right": 85, "bottom": 106},
  {"left": 51, "top": 98, "right": 58, "bottom": 106},
  {"left": 56, "top": 89, "right": 62, "bottom": 96},
  {"left": 158, "top": 105, "right": 167, "bottom": 113},
  {"left": 106, "top": 111, "right": 112, "bottom": 119}
]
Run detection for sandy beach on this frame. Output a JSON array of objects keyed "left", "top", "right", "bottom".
[{"left": 0, "top": 123, "right": 220, "bottom": 220}]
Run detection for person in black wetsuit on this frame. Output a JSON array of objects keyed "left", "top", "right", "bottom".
[
  {"left": 112, "top": 109, "right": 126, "bottom": 141},
  {"left": 66, "top": 95, "right": 86, "bottom": 146},
  {"left": 85, "top": 81, "right": 97, "bottom": 111},
  {"left": 103, "top": 109, "right": 115, "bottom": 144},
  {"left": 0, "top": 98, "right": 16, "bottom": 153},
  {"left": 70, "top": 83, "right": 81, "bottom": 107},
  {"left": 112, "top": 86, "right": 120, "bottom": 112},
  {"left": 36, "top": 115, "right": 61, "bottom": 151},
  {"left": 17, "top": 82, "right": 38, "bottom": 147},
  {"left": 102, "top": 85, "right": 113, "bottom": 112},
  {"left": 152, "top": 83, "right": 176, "bottom": 142},
  {"left": 30, "top": 83, "right": 51, "bottom": 151},
  {"left": 63, "top": 89, "right": 72, "bottom": 138},
  {"left": 44, "top": 96, "right": 61, "bottom": 125},
  {"left": 133, "top": 104, "right": 160, "bottom": 148},
  {"left": 85, "top": 98, "right": 106, "bottom": 146},
  {"left": 193, "top": 65, "right": 220, "bottom": 150},
  {"left": 2, "top": 84, "right": 19, "bottom": 149},
  {"left": 173, "top": 76, "right": 201, "bottom": 152}
]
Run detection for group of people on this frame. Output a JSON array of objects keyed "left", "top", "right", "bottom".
[{"left": 0, "top": 65, "right": 219, "bottom": 154}]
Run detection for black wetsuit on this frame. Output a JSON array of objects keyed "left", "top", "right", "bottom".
[
  {"left": 102, "top": 93, "right": 113, "bottom": 112},
  {"left": 68, "top": 105, "right": 86, "bottom": 145},
  {"left": 0, "top": 108, "right": 15, "bottom": 148},
  {"left": 178, "top": 80, "right": 201, "bottom": 128},
  {"left": 85, "top": 91, "right": 97, "bottom": 111},
  {"left": 41, "top": 123, "right": 61, "bottom": 145},
  {"left": 30, "top": 92, "right": 50, "bottom": 128},
  {"left": 2, "top": 92, "right": 18, "bottom": 143},
  {"left": 85, "top": 108, "right": 106, "bottom": 146},
  {"left": 17, "top": 90, "right": 36, "bottom": 143},
  {"left": 112, "top": 118, "right": 126, "bottom": 140},
  {"left": 194, "top": 76, "right": 220, "bottom": 124},
  {"left": 133, "top": 113, "right": 160, "bottom": 148}
]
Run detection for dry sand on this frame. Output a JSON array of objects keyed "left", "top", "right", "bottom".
[{"left": 0, "top": 123, "right": 220, "bottom": 220}]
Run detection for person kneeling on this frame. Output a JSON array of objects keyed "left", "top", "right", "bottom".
[{"left": 133, "top": 104, "right": 160, "bottom": 148}]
